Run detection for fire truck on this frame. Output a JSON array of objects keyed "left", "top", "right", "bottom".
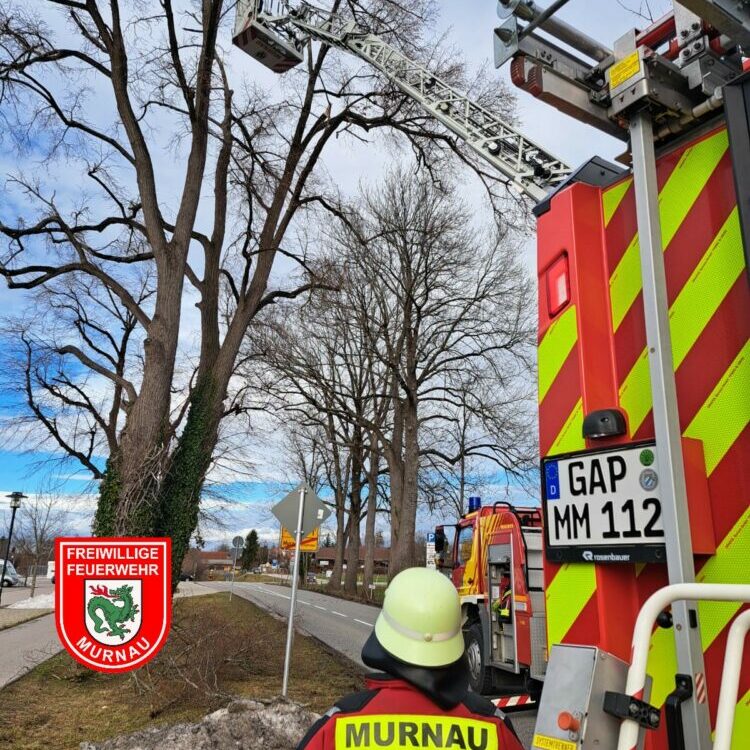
[
  {"left": 433, "top": 498, "right": 549, "bottom": 699},
  {"left": 233, "top": 2, "right": 750, "bottom": 748}
]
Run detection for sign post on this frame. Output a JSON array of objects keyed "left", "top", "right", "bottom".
[
  {"left": 272, "top": 482, "right": 331, "bottom": 698},
  {"left": 282, "top": 484, "right": 306, "bottom": 697},
  {"left": 229, "top": 535, "right": 244, "bottom": 602},
  {"left": 426, "top": 531, "right": 437, "bottom": 570}
]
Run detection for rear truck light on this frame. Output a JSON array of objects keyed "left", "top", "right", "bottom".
[
  {"left": 582, "top": 408, "right": 628, "bottom": 439},
  {"left": 546, "top": 253, "right": 570, "bottom": 317}
]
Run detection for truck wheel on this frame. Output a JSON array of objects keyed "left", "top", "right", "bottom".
[{"left": 465, "top": 623, "right": 493, "bottom": 694}]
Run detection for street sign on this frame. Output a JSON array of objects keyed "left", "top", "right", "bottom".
[
  {"left": 281, "top": 527, "right": 319, "bottom": 551},
  {"left": 271, "top": 483, "right": 331, "bottom": 535},
  {"left": 229, "top": 536, "right": 244, "bottom": 601},
  {"left": 427, "top": 532, "right": 436, "bottom": 543},
  {"left": 272, "top": 483, "right": 331, "bottom": 698},
  {"left": 426, "top": 540, "right": 437, "bottom": 570}
]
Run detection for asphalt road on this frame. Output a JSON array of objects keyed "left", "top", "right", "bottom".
[{"left": 205, "top": 581, "right": 538, "bottom": 748}]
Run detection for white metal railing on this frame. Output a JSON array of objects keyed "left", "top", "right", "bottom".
[
  {"left": 617, "top": 583, "right": 750, "bottom": 750},
  {"left": 713, "top": 608, "right": 750, "bottom": 750}
]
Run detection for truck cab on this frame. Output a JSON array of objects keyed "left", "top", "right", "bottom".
[{"left": 435, "top": 497, "right": 546, "bottom": 696}]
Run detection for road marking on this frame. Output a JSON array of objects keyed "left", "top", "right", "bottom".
[
  {"left": 354, "top": 619, "right": 374, "bottom": 627},
  {"left": 258, "top": 586, "right": 290, "bottom": 600},
  {"left": 314, "top": 605, "right": 326, "bottom": 611},
  {"left": 331, "top": 611, "right": 347, "bottom": 618}
]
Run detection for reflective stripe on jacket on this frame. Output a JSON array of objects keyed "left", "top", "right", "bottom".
[{"left": 297, "top": 675, "right": 524, "bottom": 750}]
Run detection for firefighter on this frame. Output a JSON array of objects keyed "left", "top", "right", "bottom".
[
  {"left": 494, "top": 572, "right": 512, "bottom": 623},
  {"left": 296, "top": 567, "right": 523, "bottom": 750}
]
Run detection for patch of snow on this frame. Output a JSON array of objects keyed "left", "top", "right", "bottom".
[
  {"left": 79, "top": 698, "right": 319, "bottom": 749},
  {"left": 9, "top": 593, "right": 55, "bottom": 609}
]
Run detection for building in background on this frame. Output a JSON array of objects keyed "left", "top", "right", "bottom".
[{"left": 312, "top": 547, "right": 390, "bottom": 575}]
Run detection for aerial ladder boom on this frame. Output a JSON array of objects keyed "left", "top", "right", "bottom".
[{"left": 233, "top": 0, "right": 571, "bottom": 202}]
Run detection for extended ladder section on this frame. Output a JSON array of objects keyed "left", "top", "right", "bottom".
[{"left": 233, "top": 0, "right": 571, "bottom": 202}]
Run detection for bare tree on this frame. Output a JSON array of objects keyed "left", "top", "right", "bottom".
[
  {"left": 0, "top": 0, "right": 517, "bottom": 585},
  {"left": 249, "top": 290, "right": 385, "bottom": 593},
  {"left": 327, "top": 169, "right": 536, "bottom": 574},
  {"left": 361, "top": 441, "right": 381, "bottom": 591},
  {"left": 16, "top": 492, "right": 71, "bottom": 596},
  {"left": 248, "top": 168, "right": 535, "bottom": 579}
]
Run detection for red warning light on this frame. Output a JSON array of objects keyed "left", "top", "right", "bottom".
[{"left": 546, "top": 253, "right": 570, "bottom": 317}]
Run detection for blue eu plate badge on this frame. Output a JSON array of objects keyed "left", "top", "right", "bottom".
[{"left": 545, "top": 461, "right": 560, "bottom": 500}]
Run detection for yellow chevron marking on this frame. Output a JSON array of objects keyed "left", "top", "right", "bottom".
[
  {"left": 619, "top": 349, "right": 652, "bottom": 438},
  {"left": 602, "top": 178, "right": 632, "bottom": 226},
  {"left": 538, "top": 306, "right": 578, "bottom": 404},
  {"left": 548, "top": 399, "right": 585, "bottom": 457},
  {"left": 609, "top": 130, "right": 729, "bottom": 332},
  {"left": 684, "top": 339, "right": 750, "bottom": 475},
  {"left": 730, "top": 690, "right": 750, "bottom": 750},
  {"left": 695, "top": 507, "right": 750, "bottom": 645},
  {"left": 620, "top": 208, "right": 745, "bottom": 435},
  {"left": 610, "top": 234, "right": 641, "bottom": 333},
  {"left": 646, "top": 507, "right": 750, "bottom": 707},
  {"left": 545, "top": 563, "right": 596, "bottom": 648},
  {"left": 670, "top": 209, "right": 744, "bottom": 366}
]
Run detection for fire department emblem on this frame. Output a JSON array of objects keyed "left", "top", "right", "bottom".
[
  {"left": 85, "top": 581, "right": 142, "bottom": 644},
  {"left": 55, "top": 538, "right": 171, "bottom": 673}
]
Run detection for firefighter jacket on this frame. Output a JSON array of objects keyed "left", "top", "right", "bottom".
[{"left": 296, "top": 674, "right": 524, "bottom": 750}]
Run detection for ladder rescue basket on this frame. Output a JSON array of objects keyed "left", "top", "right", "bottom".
[{"left": 233, "top": 0, "right": 304, "bottom": 73}]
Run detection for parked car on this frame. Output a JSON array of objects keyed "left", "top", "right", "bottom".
[
  {"left": 306, "top": 572, "right": 317, "bottom": 585},
  {"left": 1, "top": 561, "right": 19, "bottom": 587},
  {"left": 252, "top": 567, "right": 262, "bottom": 574},
  {"left": 178, "top": 572, "right": 194, "bottom": 582}
]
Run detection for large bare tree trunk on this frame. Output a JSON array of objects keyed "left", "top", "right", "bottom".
[
  {"left": 329, "top": 502, "right": 346, "bottom": 591},
  {"left": 389, "top": 399, "right": 419, "bottom": 576},
  {"left": 343, "top": 431, "right": 364, "bottom": 593},
  {"left": 97, "top": 252, "right": 187, "bottom": 537},
  {"left": 362, "top": 446, "right": 379, "bottom": 592},
  {"left": 91, "top": 0, "right": 223, "bottom": 539},
  {"left": 343, "top": 509, "right": 361, "bottom": 594}
]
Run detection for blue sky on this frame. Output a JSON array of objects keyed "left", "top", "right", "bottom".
[{"left": 0, "top": 1, "right": 671, "bottom": 542}]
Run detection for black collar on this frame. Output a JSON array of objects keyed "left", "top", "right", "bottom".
[{"left": 361, "top": 631, "right": 470, "bottom": 710}]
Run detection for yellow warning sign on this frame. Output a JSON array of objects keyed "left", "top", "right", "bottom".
[
  {"left": 281, "top": 527, "right": 319, "bottom": 551},
  {"left": 609, "top": 50, "right": 641, "bottom": 90},
  {"left": 532, "top": 733, "right": 577, "bottom": 750}
]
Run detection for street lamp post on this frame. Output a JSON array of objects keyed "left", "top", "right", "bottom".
[{"left": 0, "top": 491, "right": 26, "bottom": 607}]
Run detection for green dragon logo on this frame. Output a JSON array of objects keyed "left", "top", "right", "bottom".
[{"left": 87, "top": 583, "right": 140, "bottom": 641}]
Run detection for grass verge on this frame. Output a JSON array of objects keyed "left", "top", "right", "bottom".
[
  {"left": 0, "top": 609, "right": 52, "bottom": 632},
  {"left": 0, "top": 593, "right": 364, "bottom": 750}
]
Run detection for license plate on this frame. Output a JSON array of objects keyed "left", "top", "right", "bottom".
[{"left": 543, "top": 443, "right": 666, "bottom": 563}]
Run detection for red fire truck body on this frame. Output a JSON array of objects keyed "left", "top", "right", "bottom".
[
  {"left": 438, "top": 114, "right": 750, "bottom": 747},
  {"left": 536, "top": 118, "right": 749, "bottom": 747}
]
